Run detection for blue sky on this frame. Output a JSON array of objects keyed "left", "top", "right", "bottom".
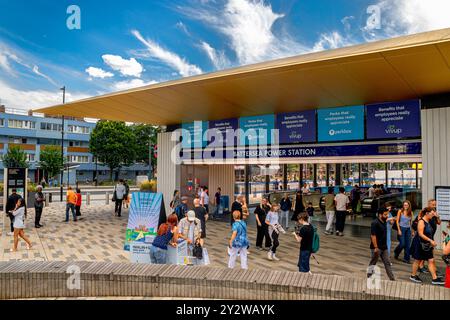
[{"left": 0, "top": 0, "right": 449, "bottom": 110}]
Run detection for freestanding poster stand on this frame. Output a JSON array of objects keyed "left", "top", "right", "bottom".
[{"left": 2, "top": 168, "right": 28, "bottom": 233}]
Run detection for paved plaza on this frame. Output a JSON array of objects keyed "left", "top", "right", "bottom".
[{"left": 0, "top": 203, "right": 446, "bottom": 284}]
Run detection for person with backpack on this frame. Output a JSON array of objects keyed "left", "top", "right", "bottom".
[
  {"left": 228, "top": 210, "right": 249, "bottom": 269},
  {"left": 367, "top": 208, "right": 395, "bottom": 281},
  {"left": 293, "top": 212, "right": 315, "bottom": 273},
  {"left": 174, "top": 196, "right": 189, "bottom": 221}
]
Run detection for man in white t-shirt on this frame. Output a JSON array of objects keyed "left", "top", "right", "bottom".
[
  {"left": 334, "top": 187, "right": 349, "bottom": 236},
  {"left": 201, "top": 186, "right": 210, "bottom": 214}
]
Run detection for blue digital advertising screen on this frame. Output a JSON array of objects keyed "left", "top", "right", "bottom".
[
  {"left": 239, "top": 114, "right": 275, "bottom": 146},
  {"left": 366, "top": 100, "right": 421, "bottom": 140},
  {"left": 276, "top": 110, "right": 316, "bottom": 144},
  {"left": 181, "top": 121, "right": 208, "bottom": 148},
  {"left": 207, "top": 118, "right": 239, "bottom": 146},
  {"left": 317, "top": 105, "right": 365, "bottom": 142}
]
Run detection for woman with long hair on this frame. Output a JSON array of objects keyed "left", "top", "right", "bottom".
[
  {"left": 394, "top": 200, "right": 413, "bottom": 263},
  {"left": 10, "top": 198, "right": 32, "bottom": 252},
  {"left": 291, "top": 191, "right": 305, "bottom": 222},
  {"left": 410, "top": 207, "right": 445, "bottom": 285},
  {"left": 150, "top": 214, "right": 179, "bottom": 264}
]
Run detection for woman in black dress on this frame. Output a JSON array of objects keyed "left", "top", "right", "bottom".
[
  {"left": 410, "top": 207, "right": 445, "bottom": 285},
  {"left": 291, "top": 191, "right": 305, "bottom": 221}
]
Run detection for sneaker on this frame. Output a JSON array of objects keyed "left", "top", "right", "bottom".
[
  {"left": 267, "top": 251, "right": 273, "bottom": 261},
  {"left": 256, "top": 246, "right": 263, "bottom": 251},
  {"left": 339, "top": 233, "right": 344, "bottom": 237},
  {"left": 336, "top": 231, "right": 340, "bottom": 236},
  {"left": 419, "top": 267, "right": 430, "bottom": 274},
  {"left": 431, "top": 277, "right": 445, "bottom": 286},
  {"left": 324, "top": 231, "right": 331, "bottom": 235},
  {"left": 409, "top": 275, "right": 423, "bottom": 284},
  {"left": 7, "top": 232, "right": 14, "bottom": 236},
  {"left": 272, "top": 254, "right": 280, "bottom": 261},
  {"left": 35, "top": 225, "right": 41, "bottom": 229},
  {"left": 403, "top": 259, "right": 411, "bottom": 264}
]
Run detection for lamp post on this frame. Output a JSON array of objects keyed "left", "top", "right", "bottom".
[{"left": 60, "top": 86, "right": 66, "bottom": 202}]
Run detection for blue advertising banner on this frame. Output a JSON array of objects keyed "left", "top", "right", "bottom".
[
  {"left": 182, "top": 121, "right": 208, "bottom": 148},
  {"left": 277, "top": 110, "right": 316, "bottom": 144},
  {"left": 317, "top": 106, "right": 365, "bottom": 142},
  {"left": 239, "top": 114, "right": 275, "bottom": 146},
  {"left": 124, "top": 192, "right": 167, "bottom": 251},
  {"left": 191, "top": 142, "right": 421, "bottom": 160},
  {"left": 366, "top": 100, "right": 421, "bottom": 139},
  {"left": 208, "top": 118, "right": 238, "bottom": 146}
]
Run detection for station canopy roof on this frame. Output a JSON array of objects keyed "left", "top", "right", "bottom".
[{"left": 35, "top": 28, "right": 450, "bottom": 126}]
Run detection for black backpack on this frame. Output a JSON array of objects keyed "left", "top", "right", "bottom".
[{"left": 193, "top": 242, "right": 203, "bottom": 260}]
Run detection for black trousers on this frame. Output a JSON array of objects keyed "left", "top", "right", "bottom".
[
  {"left": 35, "top": 206, "right": 43, "bottom": 226},
  {"left": 75, "top": 205, "right": 81, "bottom": 216},
  {"left": 270, "top": 229, "right": 279, "bottom": 254},
  {"left": 115, "top": 199, "right": 123, "bottom": 216},
  {"left": 256, "top": 223, "right": 272, "bottom": 248},
  {"left": 336, "top": 211, "right": 347, "bottom": 232},
  {"left": 9, "top": 214, "right": 14, "bottom": 232}
]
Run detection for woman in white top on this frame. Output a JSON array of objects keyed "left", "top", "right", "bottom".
[
  {"left": 10, "top": 198, "right": 32, "bottom": 252},
  {"left": 265, "top": 204, "right": 281, "bottom": 261},
  {"left": 201, "top": 187, "right": 210, "bottom": 214}
]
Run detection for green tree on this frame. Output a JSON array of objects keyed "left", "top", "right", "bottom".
[
  {"left": 3, "top": 146, "right": 29, "bottom": 168},
  {"left": 39, "top": 146, "right": 64, "bottom": 180},
  {"left": 89, "top": 121, "right": 137, "bottom": 180},
  {"left": 131, "top": 124, "right": 160, "bottom": 178}
]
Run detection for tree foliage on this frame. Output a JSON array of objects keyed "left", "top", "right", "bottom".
[
  {"left": 130, "top": 124, "right": 160, "bottom": 167},
  {"left": 39, "top": 146, "right": 64, "bottom": 179},
  {"left": 3, "top": 146, "right": 29, "bottom": 168},
  {"left": 89, "top": 121, "right": 138, "bottom": 179}
]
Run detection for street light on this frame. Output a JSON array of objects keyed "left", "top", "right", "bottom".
[{"left": 60, "top": 86, "right": 66, "bottom": 202}]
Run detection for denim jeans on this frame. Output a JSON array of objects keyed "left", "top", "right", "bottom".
[
  {"left": 65, "top": 203, "right": 76, "bottom": 222},
  {"left": 150, "top": 245, "right": 167, "bottom": 264},
  {"left": 394, "top": 226, "right": 411, "bottom": 262},
  {"left": 298, "top": 250, "right": 311, "bottom": 273},
  {"left": 386, "top": 223, "right": 392, "bottom": 257}
]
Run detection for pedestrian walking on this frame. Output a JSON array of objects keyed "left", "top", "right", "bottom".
[
  {"left": 324, "top": 187, "right": 336, "bottom": 235},
  {"left": 65, "top": 186, "right": 77, "bottom": 222},
  {"left": 306, "top": 202, "right": 314, "bottom": 221},
  {"left": 280, "top": 193, "right": 292, "bottom": 230},
  {"left": 113, "top": 179, "right": 126, "bottom": 217},
  {"left": 6, "top": 189, "right": 21, "bottom": 236},
  {"left": 442, "top": 221, "right": 449, "bottom": 289},
  {"left": 394, "top": 200, "right": 413, "bottom": 263},
  {"left": 410, "top": 207, "right": 445, "bottom": 285},
  {"left": 150, "top": 214, "right": 179, "bottom": 264},
  {"left": 200, "top": 186, "right": 209, "bottom": 214},
  {"left": 266, "top": 204, "right": 283, "bottom": 261},
  {"left": 367, "top": 208, "right": 395, "bottom": 281},
  {"left": 212, "top": 187, "right": 222, "bottom": 219},
  {"left": 385, "top": 202, "right": 397, "bottom": 258},
  {"left": 123, "top": 180, "right": 130, "bottom": 209},
  {"left": 334, "top": 187, "right": 349, "bottom": 236},
  {"left": 254, "top": 198, "right": 272, "bottom": 251},
  {"left": 75, "top": 188, "right": 82, "bottom": 217},
  {"left": 193, "top": 198, "right": 208, "bottom": 239},
  {"left": 10, "top": 198, "right": 32, "bottom": 252},
  {"left": 228, "top": 210, "right": 249, "bottom": 270},
  {"left": 293, "top": 212, "right": 314, "bottom": 273},
  {"left": 34, "top": 185, "right": 45, "bottom": 228},
  {"left": 230, "top": 195, "right": 244, "bottom": 226},
  {"left": 174, "top": 196, "right": 189, "bottom": 221},
  {"left": 350, "top": 185, "right": 361, "bottom": 215},
  {"left": 291, "top": 191, "right": 305, "bottom": 222}
]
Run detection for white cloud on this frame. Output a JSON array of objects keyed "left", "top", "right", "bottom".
[
  {"left": 0, "top": 80, "right": 90, "bottom": 110},
  {"left": 180, "top": 0, "right": 308, "bottom": 65},
  {"left": 112, "top": 78, "right": 158, "bottom": 91},
  {"left": 32, "top": 65, "right": 58, "bottom": 86},
  {"left": 364, "top": 0, "right": 450, "bottom": 40},
  {"left": 200, "top": 41, "right": 230, "bottom": 70},
  {"left": 313, "top": 31, "right": 350, "bottom": 52},
  {"left": 85, "top": 66, "right": 114, "bottom": 79},
  {"left": 175, "top": 21, "right": 191, "bottom": 36},
  {"left": 132, "top": 29, "right": 203, "bottom": 77},
  {"left": 102, "top": 54, "right": 143, "bottom": 78}
]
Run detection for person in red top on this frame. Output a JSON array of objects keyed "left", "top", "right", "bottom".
[
  {"left": 75, "top": 188, "right": 82, "bottom": 217},
  {"left": 443, "top": 221, "right": 450, "bottom": 289}
]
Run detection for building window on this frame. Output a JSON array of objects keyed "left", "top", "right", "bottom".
[
  {"left": 26, "top": 154, "right": 36, "bottom": 162},
  {"left": 9, "top": 137, "right": 27, "bottom": 144},
  {"left": 69, "top": 141, "right": 83, "bottom": 147},
  {"left": 67, "top": 155, "right": 89, "bottom": 163},
  {"left": 0, "top": 119, "right": 4, "bottom": 127},
  {"left": 8, "top": 119, "right": 36, "bottom": 129},
  {"left": 40, "top": 122, "right": 62, "bottom": 132},
  {"left": 68, "top": 125, "right": 90, "bottom": 134}
]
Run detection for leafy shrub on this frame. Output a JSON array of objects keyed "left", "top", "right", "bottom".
[{"left": 140, "top": 180, "right": 157, "bottom": 192}]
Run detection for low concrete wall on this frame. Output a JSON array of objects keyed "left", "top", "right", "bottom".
[{"left": 0, "top": 261, "right": 448, "bottom": 300}]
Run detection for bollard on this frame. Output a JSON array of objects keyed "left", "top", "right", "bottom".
[
  {"left": 105, "top": 192, "right": 109, "bottom": 205},
  {"left": 86, "top": 192, "right": 91, "bottom": 206},
  {"left": 45, "top": 193, "right": 50, "bottom": 207}
]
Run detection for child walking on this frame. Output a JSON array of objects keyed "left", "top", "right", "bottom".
[
  {"left": 265, "top": 204, "right": 284, "bottom": 261},
  {"left": 75, "top": 188, "right": 82, "bottom": 217}
]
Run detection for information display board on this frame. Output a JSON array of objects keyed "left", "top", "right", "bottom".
[
  {"left": 239, "top": 114, "right": 275, "bottom": 146},
  {"left": 208, "top": 118, "right": 238, "bottom": 146},
  {"left": 182, "top": 121, "right": 208, "bottom": 149},
  {"left": 366, "top": 100, "right": 421, "bottom": 139},
  {"left": 435, "top": 186, "right": 450, "bottom": 221},
  {"left": 277, "top": 110, "right": 316, "bottom": 144},
  {"left": 124, "top": 192, "right": 166, "bottom": 251},
  {"left": 317, "top": 105, "right": 364, "bottom": 142}
]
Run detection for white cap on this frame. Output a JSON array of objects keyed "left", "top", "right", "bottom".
[{"left": 187, "top": 210, "right": 196, "bottom": 222}]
